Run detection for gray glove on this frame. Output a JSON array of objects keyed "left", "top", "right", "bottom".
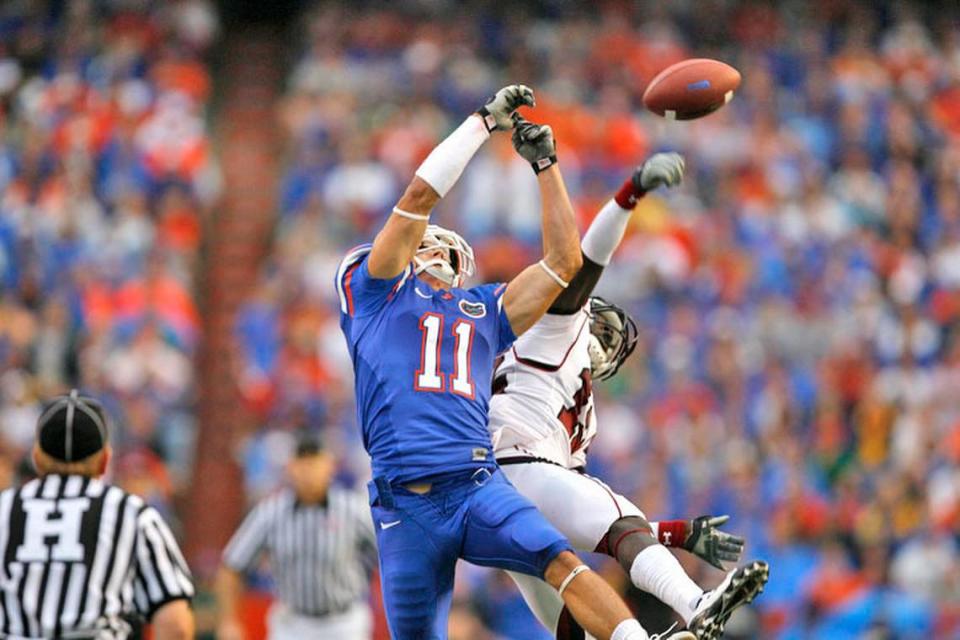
[
  {"left": 683, "top": 515, "right": 745, "bottom": 571},
  {"left": 477, "top": 84, "right": 535, "bottom": 132},
  {"left": 633, "top": 152, "right": 685, "bottom": 192},
  {"left": 511, "top": 114, "right": 557, "bottom": 174}
]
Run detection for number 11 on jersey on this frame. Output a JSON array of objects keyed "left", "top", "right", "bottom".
[{"left": 415, "top": 313, "right": 475, "bottom": 398}]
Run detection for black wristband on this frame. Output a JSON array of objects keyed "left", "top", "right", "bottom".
[
  {"left": 476, "top": 107, "right": 499, "bottom": 133},
  {"left": 531, "top": 155, "right": 558, "bottom": 174}
]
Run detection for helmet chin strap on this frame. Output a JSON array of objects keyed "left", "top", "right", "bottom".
[{"left": 414, "top": 256, "right": 458, "bottom": 287}]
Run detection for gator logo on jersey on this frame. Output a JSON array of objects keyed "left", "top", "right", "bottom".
[{"left": 459, "top": 300, "right": 487, "bottom": 318}]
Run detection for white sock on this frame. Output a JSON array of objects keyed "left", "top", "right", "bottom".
[
  {"left": 629, "top": 545, "right": 703, "bottom": 625},
  {"left": 611, "top": 618, "right": 649, "bottom": 640}
]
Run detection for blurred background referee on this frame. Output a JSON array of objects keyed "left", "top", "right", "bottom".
[
  {"left": 0, "top": 390, "right": 194, "bottom": 639},
  {"left": 215, "top": 433, "right": 377, "bottom": 639}
]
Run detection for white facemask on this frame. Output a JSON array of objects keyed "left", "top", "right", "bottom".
[{"left": 414, "top": 224, "right": 476, "bottom": 288}]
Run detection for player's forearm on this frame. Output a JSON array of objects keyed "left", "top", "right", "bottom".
[
  {"left": 414, "top": 114, "right": 489, "bottom": 200},
  {"left": 368, "top": 115, "right": 490, "bottom": 279},
  {"left": 581, "top": 196, "right": 635, "bottom": 266},
  {"left": 537, "top": 165, "right": 582, "bottom": 283},
  {"left": 548, "top": 191, "right": 634, "bottom": 313},
  {"left": 547, "top": 255, "right": 604, "bottom": 314},
  {"left": 580, "top": 152, "right": 685, "bottom": 268},
  {"left": 368, "top": 177, "right": 438, "bottom": 278},
  {"left": 214, "top": 566, "right": 245, "bottom": 622}
]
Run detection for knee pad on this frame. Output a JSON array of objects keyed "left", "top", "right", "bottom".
[{"left": 603, "top": 515, "right": 656, "bottom": 559}]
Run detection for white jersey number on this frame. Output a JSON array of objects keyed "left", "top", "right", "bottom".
[{"left": 415, "top": 313, "right": 475, "bottom": 398}]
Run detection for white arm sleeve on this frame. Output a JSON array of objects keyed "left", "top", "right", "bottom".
[
  {"left": 580, "top": 198, "right": 632, "bottom": 266},
  {"left": 414, "top": 115, "right": 490, "bottom": 197}
]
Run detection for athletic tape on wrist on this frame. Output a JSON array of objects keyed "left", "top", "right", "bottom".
[
  {"left": 557, "top": 564, "right": 590, "bottom": 597},
  {"left": 392, "top": 207, "right": 430, "bottom": 221},
  {"left": 614, "top": 175, "right": 646, "bottom": 209},
  {"left": 532, "top": 155, "right": 558, "bottom": 174},
  {"left": 538, "top": 259, "right": 569, "bottom": 288},
  {"left": 658, "top": 520, "right": 688, "bottom": 548},
  {"left": 475, "top": 106, "right": 499, "bottom": 133},
  {"left": 415, "top": 116, "right": 490, "bottom": 198}
]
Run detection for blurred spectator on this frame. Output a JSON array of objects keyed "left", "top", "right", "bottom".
[{"left": 0, "top": 0, "right": 219, "bottom": 523}]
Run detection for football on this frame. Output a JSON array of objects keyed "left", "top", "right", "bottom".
[{"left": 642, "top": 58, "right": 741, "bottom": 120}]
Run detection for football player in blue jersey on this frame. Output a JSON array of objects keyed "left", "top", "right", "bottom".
[{"left": 336, "top": 86, "right": 694, "bottom": 640}]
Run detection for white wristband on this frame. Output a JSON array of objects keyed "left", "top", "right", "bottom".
[
  {"left": 414, "top": 116, "right": 490, "bottom": 198},
  {"left": 392, "top": 207, "right": 430, "bottom": 221},
  {"left": 557, "top": 564, "right": 590, "bottom": 597},
  {"left": 538, "top": 259, "right": 569, "bottom": 288}
]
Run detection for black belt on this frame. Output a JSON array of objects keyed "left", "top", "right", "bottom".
[
  {"left": 497, "top": 456, "right": 585, "bottom": 474},
  {"left": 374, "top": 465, "right": 496, "bottom": 508}
]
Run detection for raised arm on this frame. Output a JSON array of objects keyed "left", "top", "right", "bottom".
[
  {"left": 502, "top": 117, "right": 582, "bottom": 335},
  {"left": 548, "top": 152, "right": 686, "bottom": 314},
  {"left": 367, "top": 85, "right": 535, "bottom": 279}
]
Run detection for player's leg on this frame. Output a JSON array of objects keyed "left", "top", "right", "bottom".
[
  {"left": 589, "top": 476, "right": 768, "bottom": 640},
  {"left": 461, "top": 469, "right": 692, "bottom": 640},
  {"left": 603, "top": 515, "right": 703, "bottom": 625},
  {"left": 502, "top": 463, "right": 702, "bottom": 619},
  {"left": 369, "top": 480, "right": 457, "bottom": 639},
  {"left": 506, "top": 570, "right": 577, "bottom": 638},
  {"left": 502, "top": 462, "right": 714, "bottom": 627}
]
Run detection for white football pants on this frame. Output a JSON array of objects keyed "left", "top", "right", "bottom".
[{"left": 501, "top": 461, "right": 645, "bottom": 638}]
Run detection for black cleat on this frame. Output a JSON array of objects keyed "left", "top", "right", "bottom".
[{"left": 687, "top": 560, "right": 769, "bottom": 640}]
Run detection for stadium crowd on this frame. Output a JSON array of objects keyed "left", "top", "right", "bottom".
[
  {"left": 0, "top": 0, "right": 219, "bottom": 520},
  {"left": 236, "top": 1, "right": 960, "bottom": 638},
  {"left": 1, "top": 0, "right": 959, "bottom": 638}
]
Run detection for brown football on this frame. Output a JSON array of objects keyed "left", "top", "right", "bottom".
[{"left": 642, "top": 58, "right": 741, "bottom": 120}]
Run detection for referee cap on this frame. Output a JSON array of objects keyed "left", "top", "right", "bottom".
[
  {"left": 36, "top": 389, "right": 109, "bottom": 462},
  {"left": 294, "top": 431, "right": 326, "bottom": 458}
]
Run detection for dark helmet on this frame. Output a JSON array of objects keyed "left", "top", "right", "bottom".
[{"left": 587, "top": 297, "right": 639, "bottom": 381}]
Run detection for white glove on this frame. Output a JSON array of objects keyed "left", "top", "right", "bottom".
[
  {"left": 634, "top": 152, "right": 685, "bottom": 191},
  {"left": 477, "top": 84, "right": 535, "bottom": 132}
]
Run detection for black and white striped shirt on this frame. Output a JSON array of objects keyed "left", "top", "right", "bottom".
[
  {"left": 0, "top": 474, "right": 194, "bottom": 640},
  {"left": 223, "top": 487, "right": 376, "bottom": 617}
]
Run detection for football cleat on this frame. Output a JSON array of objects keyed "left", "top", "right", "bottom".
[
  {"left": 687, "top": 560, "right": 769, "bottom": 640},
  {"left": 650, "top": 622, "right": 697, "bottom": 640}
]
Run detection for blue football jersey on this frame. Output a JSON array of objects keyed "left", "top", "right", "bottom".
[{"left": 336, "top": 244, "right": 517, "bottom": 484}]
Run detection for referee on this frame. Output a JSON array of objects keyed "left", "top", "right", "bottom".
[
  {"left": 215, "top": 433, "right": 377, "bottom": 640},
  {"left": 0, "top": 390, "right": 194, "bottom": 639}
]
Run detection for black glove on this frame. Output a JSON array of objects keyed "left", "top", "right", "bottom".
[
  {"left": 511, "top": 113, "right": 557, "bottom": 174},
  {"left": 477, "top": 84, "right": 536, "bottom": 132},
  {"left": 683, "top": 515, "right": 745, "bottom": 571}
]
